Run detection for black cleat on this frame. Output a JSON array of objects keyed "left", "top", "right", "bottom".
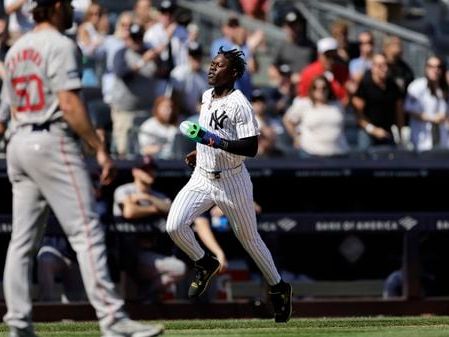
[
  {"left": 269, "top": 281, "right": 292, "bottom": 323},
  {"left": 188, "top": 254, "right": 220, "bottom": 299}
]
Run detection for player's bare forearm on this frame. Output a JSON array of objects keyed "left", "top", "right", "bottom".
[
  {"left": 58, "top": 90, "right": 104, "bottom": 152},
  {"left": 5, "top": 0, "right": 26, "bottom": 14},
  {"left": 147, "top": 195, "right": 172, "bottom": 213},
  {"left": 122, "top": 200, "right": 164, "bottom": 219}
]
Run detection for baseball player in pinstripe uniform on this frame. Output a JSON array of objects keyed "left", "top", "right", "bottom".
[
  {"left": 1, "top": 1, "right": 163, "bottom": 336},
  {"left": 166, "top": 47, "right": 292, "bottom": 322}
]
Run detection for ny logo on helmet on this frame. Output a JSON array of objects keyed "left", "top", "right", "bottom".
[{"left": 209, "top": 110, "right": 228, "bottom": 130}]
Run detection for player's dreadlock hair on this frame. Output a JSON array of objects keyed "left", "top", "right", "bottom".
[{"left": 218, "top": 47, "right": 246, "bottom": 80}]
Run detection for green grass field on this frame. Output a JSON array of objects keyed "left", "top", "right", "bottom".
[{"left": 2, "top": 317, "right": 449, "bottom": 337}]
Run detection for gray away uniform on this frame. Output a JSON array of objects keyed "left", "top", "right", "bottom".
[{"left": 2, "top": 28, "right": 126, "bottom": 332}]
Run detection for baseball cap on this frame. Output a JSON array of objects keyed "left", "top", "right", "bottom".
[
  {"left": 158, "top": 0, "right": 176, "bottom": 13},
  {"left": 226, "top": 16, "right": 240, "bottom": 28},
  {"left": 187, "top": 41, "right": 203, "bottom": 57},
  {"left": 251, "top": 88, "right": 265, "bottom": 102},
  {"left": 284, "top": 10, "right": 299, "bottom": 24},
  {"left": 317, "top": 37, "right": 338, "bottom": 54},
  {"left": 129, "top": 23, "right": 144, "bottom": 41},
  {"left": 135, "top": 155, "right": 158, "bottom": 173},
  {"left": 278, "top": 63, "right": 292, "bottom": 76}
]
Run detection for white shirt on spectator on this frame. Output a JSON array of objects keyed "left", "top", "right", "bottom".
[
  {"left": 138, "top": 117, "right": 178, "bottom": 159},
  {"left": 285, "top": 97, "right": 349, "bottom": 156},
  {"left": 405, "top": 77, "right": 449, "bottom": 151},
  {"left": 72, "top": 0, "right": 91, "bottom": 22},
  {"left": 144, "top": 22, "right": 189, "bottom": 68},
  {"left": 5, "top": 0, "right": 34, "bottom": 35}
]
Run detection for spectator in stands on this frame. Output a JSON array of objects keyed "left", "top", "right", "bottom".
[
  {"left": 217, "top": 0, "right": 244, "bottom": 13},
  {"left": 133, "top": 0, "right": 157, "bottom": 31},
  {"left": 4, "top": 0, "right": 34, "bottom": 42},
  {"left": 297, "top": 37, "right": 349, "bottom": 104},
  {"left": 349, "top": 31, "right": 375, "bottom": 84},
  {"left": 210, "top": 16, "right": 260, "bottom": 99},
  {"left": 268, "top": 63, "right": 296, "bottom": 117},
  {"left": 239, "top": 0, "right": 270, "bottom": 21},
  {"left": 77, "top": 2, "right": 108, "bottom": 87},
  {"left": 187, "top": 22, "right": 200, "bottom": 44},
  {"left": 37, "top": 233, "right": 86, "bottom": 302},
  {"left": 268, "top": 9, "right": 315, "bottom": 86},
  {"left": 110, "top": 22, "right": 161, "bottom": 157},
  {"left": 171, "top": 41, "right": 208, "bottom": 117},
  {"left": 383, "top": 35, "right": 414, "bottom": 97},
  {"left": 352, "top": 53, "right": 404, "bottom": 149},
  {"left": 138, "top": 96, "right": 179, "bottom": 159},
  {"left": 0, "top": 15, "right": 10, "bottom": 86},
  {"left": 251, "top": 89, "right": 285, "bottom": 157},
  {"left": 330, "top": 20, "right": 359, "bottom": 65},
  {"left": 100, "top": 11, "right": 133, "bottom": 105},
  {"left": 404, "top": 55, "right": 449, "bottom": 151},
  {"left": 72, "top": 0, "right": 92, "bottom": 24},
  {"left": 113, "top": 156, "right": 186, "bottom": 302},
  {"left": 284, "top": 75, "right": 350, "bottom": 157},
  {"left": 144, "top": 0, "right": 189, "bottom": 79},
  {"left": 0, "top": 103, "right": 7, "bottom": 133},
  {"left": 77, "top": 3, "right": 107, "bottom": 53},
  {"left": 37, "top": 171, "right": 111, "bottom": 303},
  {"left": 0, "top": 101, "right": 10, "bottom": 153}
]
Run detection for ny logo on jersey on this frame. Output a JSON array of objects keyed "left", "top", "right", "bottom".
[{"left": 209, "top": 110, "right": 228, "bottom": 130}]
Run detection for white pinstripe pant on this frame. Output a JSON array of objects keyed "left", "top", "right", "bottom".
[{"left": 166, "top": 166, "right": 281, "bottom": 286}]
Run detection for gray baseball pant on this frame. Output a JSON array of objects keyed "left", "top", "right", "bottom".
[{"left": 4, "top": 128, "right": 126, "bottom": 331}]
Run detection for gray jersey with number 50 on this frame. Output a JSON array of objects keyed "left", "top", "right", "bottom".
[{"left": 3, "top": 28, "right": 81, "bottom": 126}]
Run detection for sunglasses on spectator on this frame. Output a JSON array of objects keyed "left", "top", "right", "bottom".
[
  {"left": 312, "top": 84, "right": 329, "bottom": 91},
  {"left": 359, "top": 40, "right": 373, "bottom": 45},
  {"left": 89, "top": 10, "right": 102, "bottom": 16},
  {"left": 373, "top": 62, "right": 387, "bottom": 68},
  {"left": 427, "top": 63, "right": 443, "bottom": 69}
]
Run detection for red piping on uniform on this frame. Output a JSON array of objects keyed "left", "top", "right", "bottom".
[{"left": 59, "top": 136, "right": 114, "bottom": 323}]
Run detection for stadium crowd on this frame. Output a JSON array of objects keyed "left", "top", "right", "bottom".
[
  {"left": 0, "top": 0, "right": 447, "bottom": 303},
  {"left": 1, "top": 0, "right": 448, "bottom": 159}
]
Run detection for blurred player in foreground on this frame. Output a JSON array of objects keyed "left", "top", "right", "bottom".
[{"left": 1, "top": 0, "right": 163, "bottom": 336}]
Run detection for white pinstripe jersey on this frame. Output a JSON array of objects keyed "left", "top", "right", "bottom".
[{"left": 196, "top": 88, "right": 259, "bottom": 171}]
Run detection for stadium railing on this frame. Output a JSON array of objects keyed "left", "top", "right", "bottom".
[{"left": 298, "top": 0, "right": 432, "bottom": 77}]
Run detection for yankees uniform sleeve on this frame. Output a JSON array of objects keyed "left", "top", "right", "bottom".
[
  {"left": 48, "top": 38, "right": 82, "bottom": 92},
  {"left": 234, "top": 94, "right": 259, "bottom": 139}
]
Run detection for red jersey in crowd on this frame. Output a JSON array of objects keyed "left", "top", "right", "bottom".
[{"left": 297, "top": 60, "right": 349, "bottom": 102}]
